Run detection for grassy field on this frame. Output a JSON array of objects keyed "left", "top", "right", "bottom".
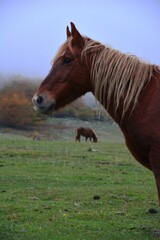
[{"left": 0, "top": 134, "right": 160, "bottom": 239}]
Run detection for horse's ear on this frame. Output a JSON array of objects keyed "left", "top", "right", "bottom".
[
  {"left": 70, "top": 22, "right": 85, "bottom": 48},
  {"left": 66, "top": 26, "right": 71, "bottom": 38}
]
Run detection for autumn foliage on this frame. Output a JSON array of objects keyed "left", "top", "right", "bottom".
[{"left": 0, "top": 77, "right": 41, "bottom": 128}]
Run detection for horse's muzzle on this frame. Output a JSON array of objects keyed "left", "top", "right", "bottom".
[{"left": 32, "top": 94, "right": 56, "bottom": 114}]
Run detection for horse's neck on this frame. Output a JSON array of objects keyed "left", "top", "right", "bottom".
[
  {"left": 89, "top": 50, "right": 154, "bottom": 123},
  {"left": 97, "top": 94, "right": 125, "bottom": 124},
  {"left": 90, "top": 79, "right": 125, "bottom": 123}
]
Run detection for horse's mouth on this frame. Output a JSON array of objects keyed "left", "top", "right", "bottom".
[{"left": 34, "top": 104, "right": 56, "bottom": 115}]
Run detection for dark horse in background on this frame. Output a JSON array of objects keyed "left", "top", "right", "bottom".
[
  {"left": 33, "top": 22, "right": 160, "bottom": 206},
  {"left": 75, "top": 127, "right": 98, "bottom": 142}
]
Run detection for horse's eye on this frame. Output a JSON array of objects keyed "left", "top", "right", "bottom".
[{"left": 63, "top": 58, "right": 72, "bottom": 64}]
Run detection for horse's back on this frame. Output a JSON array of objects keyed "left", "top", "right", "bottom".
[{"left": 75, "top": 127, "right": 93, "bottom": 136}]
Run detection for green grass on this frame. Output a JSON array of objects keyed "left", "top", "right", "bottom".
[{"left": 0, "top": 138, "right": 160, "bottom": 240}]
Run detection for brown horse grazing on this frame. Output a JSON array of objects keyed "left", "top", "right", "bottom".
[
  {"left": 75, "top": 127, "right": 98, "bottom": 142},
  {"left": 33, "top": 22, "right": 160, "bottom": 206}
]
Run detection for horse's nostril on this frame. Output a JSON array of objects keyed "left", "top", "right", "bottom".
[{"left": 36, "top": 96, "right": 43, "bottom": 105}]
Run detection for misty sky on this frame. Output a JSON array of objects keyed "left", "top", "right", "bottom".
[{"left": 1, "top": 0, "right": 160, "bottom": 78}]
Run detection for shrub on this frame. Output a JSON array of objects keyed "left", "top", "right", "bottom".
[{"left": 0, "top": 77, "right": 43, "bottom": 129}]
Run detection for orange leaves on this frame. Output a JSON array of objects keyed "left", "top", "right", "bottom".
[{"left": 0, "top": 80, "right": 38, "bottom": 128}]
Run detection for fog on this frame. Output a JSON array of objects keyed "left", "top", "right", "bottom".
[{"left": 1, "top": 0, "right": 160, "bottom": 79}]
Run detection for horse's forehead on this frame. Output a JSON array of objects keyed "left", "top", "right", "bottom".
[
  {"left": 53, "top": 36, "right": 88, "bottom": 63},
  {"left": 52, "top": 41, "right": 72, "bottom": 63}
]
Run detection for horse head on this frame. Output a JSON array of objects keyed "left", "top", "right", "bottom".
[{"left": 32, "top": 22, "right": 91, "bottom": 114}]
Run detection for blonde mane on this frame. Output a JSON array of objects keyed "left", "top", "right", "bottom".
[
  {"left": 52, "top": 37, "right": 155, "bottom": 118},
  {"left": 82, "top": 40, "right": 154, "bottom": 117}
]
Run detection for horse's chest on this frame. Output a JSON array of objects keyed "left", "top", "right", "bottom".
[{"left": 121, "top": 124, "right": 150, "bottom": 164}]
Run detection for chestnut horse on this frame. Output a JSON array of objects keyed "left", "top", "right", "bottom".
[
  {"left": 33, "top": 22, "right": 160, "bottom": 206},
  {"left": 75, "top": 127, "right": 98, "bottom": 142}
]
